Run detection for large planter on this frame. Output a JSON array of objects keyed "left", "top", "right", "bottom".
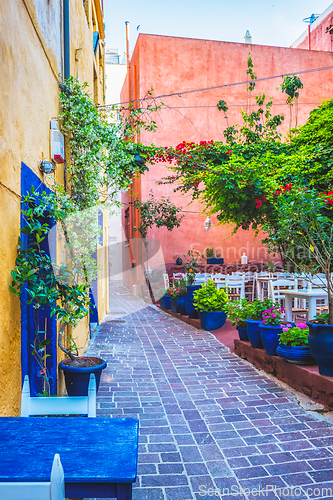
[
  {"left": 307, "top": 322, "right": 333, "bottom": 376},
  {"left": 59, "top": 357, "right": 107, "bottom": 396},
  {"left": 207, "top": 258, "right": 224, "bottom": 265},
  {"left": 198, "top": 310, "right": 227, "bottom": 330},
  {"left": 176, "top": 295, "right": 187, "bottom": 315},
  {"left": 245, "top": 319, "right": 263, "bottom": 348},
  {"left": 276, "top": 344, "right": 315, "bottom": 365},
  {"left": 236, "top": 326, "right": 248, "bottom": 341},
  {"left": 186, "top": 285, "right": 201, "bottom": 319},
  {"left": 160, "top": 295, "right": 171, "bottom": 310},
  {"left": 170, "top": 299, "right": 178, "bottom": 313},
  {"left": 259, "top": 324, "right": 283, "bottom": 355}
]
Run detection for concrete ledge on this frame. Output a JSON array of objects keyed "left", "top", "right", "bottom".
[{"left": 234, "top": 339, "right": 333, "bottom": 409}]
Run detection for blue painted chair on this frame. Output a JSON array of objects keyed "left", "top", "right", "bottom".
[
  {"left": 21, "top": 373, "right": 96, "bottom": 417},
  {"left": 0, "top": 453, "right": 65, "bottom": 500}
]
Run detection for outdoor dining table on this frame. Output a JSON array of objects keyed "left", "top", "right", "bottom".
[
  {"left": 0, "top": 416, "right": 139, "bottom": 500},
  {"left": 283, "top": 288, "right": 328, "bottom": 322}
]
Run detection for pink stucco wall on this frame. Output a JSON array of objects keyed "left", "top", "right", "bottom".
[{"left": 122, "top": 34, "right": 333, "bottom": 272}]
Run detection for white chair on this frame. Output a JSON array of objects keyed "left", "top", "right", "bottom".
[
  {"left": 194, "top": 273, "right": 211, "bottom": 285},
  {"left": 225, "top": 274, "right": 245, "bottom": 300},
  {"left": 269, "top": 279, "right": 307, "bottom": 321},
  {"left": 163, "top": 273, "right": 169, "bottom": 289},
  {"left": 21, "top": 374, "right": 96, "bottom": 417},
  {"left": 0, "top": 453, "right": 65, "bottom": 500}
]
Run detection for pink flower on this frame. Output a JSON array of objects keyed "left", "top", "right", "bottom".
[
  {"left": 282, "top": 327, "right": 289, "bottom": 332},
  {"left": 287, "top": 324, "right": 292, "bottom": 328},
  {"left": 297, "top": 323, "right": 307, "bottom": 329}
]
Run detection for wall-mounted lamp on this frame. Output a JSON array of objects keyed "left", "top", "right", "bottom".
[
  {"left": 204, "top": 216, "right": 212, "bottom": 231},
  {"left": 39, "top": 160, "right": 55, "bottom": 174}
]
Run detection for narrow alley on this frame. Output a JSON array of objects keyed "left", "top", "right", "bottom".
[{"left": 85, "top": 283, "right": 333, "bottom": 500}]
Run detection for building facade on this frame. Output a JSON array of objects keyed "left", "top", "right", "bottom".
[
  {"left": 121, "top": 33, "right": 333, "bottom": 291},
  {"left": 0, "top": 0, "right": 107, "bottom": 415}
]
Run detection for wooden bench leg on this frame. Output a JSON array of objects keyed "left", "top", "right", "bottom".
[{"left": 117, "top": 483, "right": 132, "bottom": 500}]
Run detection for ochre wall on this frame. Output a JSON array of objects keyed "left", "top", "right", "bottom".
[
  {"left": 0, "top": 0, "right": 106, "bottom": 414},
  {"left": 122, "top": 34, "right": 333, "bottom": 270}
]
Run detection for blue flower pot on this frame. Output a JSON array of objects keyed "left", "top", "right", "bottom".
[
  {"left": 160, "top": 295, "right": 171, "bottom": 309},
  {"left": 198, "top": 310, "right": 227, "bottom": 330},
  {"left": 59, "top": 357, "right": 107, "bottom": 396},
  {"left": 176, "top": 258, "right": 183, "bottom": 265},
  {"left": 170, "top": 299, "right": 178, "bottom": 313},
  {"left": 207, "top": 258, "right": 224, "bottom": 264},
  {"left": 177, "top": 295, "right": 187, "bottom": 315},
  {"left": 307, "top": 322, "right": 333, "bottom": 376},
  {"left": 245, "top": 319, "right": 263, "bottom": 348},
  {"left": 186, "top": 285, "right": 201, "bottom": 319},
  {"left": 236, "top": 326, "right": 248, "bottom": 341},
  {"left": 276, "top": 344, "right": 315, "bottom": 365},
  {"left": 259, "top": 324, "right": 283, "bottom": 355}
]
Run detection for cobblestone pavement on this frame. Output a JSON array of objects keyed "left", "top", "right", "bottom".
[{"left": 86, "top": 283, "right": 333, "bottom": 500}]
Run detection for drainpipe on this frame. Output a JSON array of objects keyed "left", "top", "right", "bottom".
[{"left": 63, "top": 0, "right": 70, "bottom": 79}]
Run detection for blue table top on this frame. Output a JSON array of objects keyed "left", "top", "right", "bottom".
[{"left": 0, "top": 417, "right": 139, "bottom": 484}]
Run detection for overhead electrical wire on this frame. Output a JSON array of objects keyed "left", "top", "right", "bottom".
[{"left": 98, "top": 65, "right": 333, "bottom": 108}]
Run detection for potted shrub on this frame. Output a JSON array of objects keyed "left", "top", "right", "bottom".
[
  {"left": 169, "top": 288, "right": 180, "bottom": 312},
  {"left": 225, "top": 298, "right": 250, "bottom": 340},
  {"left": 245, "top": 298, "right": 275, "bottom": 348},
  {"left": 259, "top": 305, "right": 293, "bottom": 355},
  {"left": 206, "top": 247, "right": 224, "bottom": 265},
  {"left": 193, "top": 280, "right": 229, "bottom": 330},
  {"left": 160, "top": 288, "right": 174, "bottom": 310},
  {"left": 276, "top": 323, "right": 315, "bottom": 365},
  {"left": 173, "top": 277, "right": 187, "bottom": 315}
]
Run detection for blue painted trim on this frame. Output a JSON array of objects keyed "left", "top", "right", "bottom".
[{"left": 20, "top": 163, "right": 57, "bottom": 396}]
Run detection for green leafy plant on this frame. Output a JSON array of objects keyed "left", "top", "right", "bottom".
[
  {"left": 193, "top": 280, "right": 229, "bottom": 312},
  {"left": 206, "top": 247, "right": 214, "bottom": 258},
  {"left": 280, "top": 75, "right": 303, "bottom": 105},
  {"left": 247, "top": 298, "right": 275, "bottom": 321},
  {"left": 216, "top": 251, "right": 221, "bottom": 258},
  {"left": 278, "top": 323, "right": 309, "bottom": 346},
  {"left": 225, "top": 298, "right": 250, "bottom": 328}
]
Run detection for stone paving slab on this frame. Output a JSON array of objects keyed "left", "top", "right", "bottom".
[{"left": 85, "top": 283, "right": 333, "bottom": 500}]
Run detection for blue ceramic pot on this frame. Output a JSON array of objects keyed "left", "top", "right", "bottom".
[
  {"left": 207, "top": 258, "right": 224, "bottom": 264},
  {"left": 245, "top": 319, "right": 263, "bottom": 348},
  {"left": 177, "top": 295, "right": 187, "bottom": 315},
  {"left": 59, "top": 357, "right": 107, "bottom": 396},
  {"left": 307, "top": 322, "right": 333, "bottom": 376},
  {"left": 170, "top": 299, "right": 178, "bottom": 313},
  {"left": 160, "top": 295, "right": 171, "bottom": 309},
  {"left": 186, "top": 285, "right": 201, "bottom": 319},
  {"left": 276, "top": 344, "right": 315, "bottom": 365},
  {"left": 198, "top": 310, "right": 227, "bottom": 330},
  {"left": 176, "top": 258, "right": 183, "bottom": 265},
  {"left": 236, "top": 326, "right": 248, "bottom": 341},
  {"left": 259, "top": 324, "right": 283, "bottom": 355}
]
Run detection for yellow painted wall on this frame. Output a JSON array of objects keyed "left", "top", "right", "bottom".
[{"left": 0, "top": 0, "right": 107, "bottom": 414}]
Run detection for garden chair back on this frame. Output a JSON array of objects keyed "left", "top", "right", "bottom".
[
  {"left": 21, "top": 373, "right": 96, "bottom": 417},
  {"left": 225, "top": 274, "right": 245, "bottom": 300},
  {"left": 163, "top": 273, "right": 170, "bottom": 289},
  {"left": 0, "top": 453, "right": 65, "bottom": 500},
  {"left": 269, "top": 279, "right": 298, "bottom": 308}
]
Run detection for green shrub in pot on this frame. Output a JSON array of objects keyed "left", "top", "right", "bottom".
[{"left": 193, "top": 280, "right": 229, "bottom": 312}]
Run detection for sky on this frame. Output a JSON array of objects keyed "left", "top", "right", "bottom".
[{"left": 104, "top": 0, "right": 332, "bottom": 56}]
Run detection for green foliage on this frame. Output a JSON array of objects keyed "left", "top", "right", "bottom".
[
  {"left": 280, "top": 75, "right": 303, "bottom": 105},
  {"left": 246, "top": 52, "right": 257, "bottom": 92},
  {"left": 206, "top": 247, "right": 214, "bottom": 258},
  {"left": 193, "top": 280, "right": 229, "bottom": 312},
  {"left": 278, "top": 324, "right": 309, "bottom": 346},
  {"left": 247, "top": 298, "right": 275, "bottom": 321},
  {"left": 217, "top": 100, "right": 228, "bottom": 113},
  {"left": 133, "top": 193, "right": 183, "bottom": 240},
  {"left": 181, "top": 250, "right": 202, "bottom": 284},
  {"left": 225, "top": 298, "right": 250, "bottom": 328}
]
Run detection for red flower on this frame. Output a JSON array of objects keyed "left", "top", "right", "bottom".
[{"left": 255, "top": 199, "right": 262, "bottom": 208}]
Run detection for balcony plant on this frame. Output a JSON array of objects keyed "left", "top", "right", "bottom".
[
  {"left": 245, "top": 298, "right": 275, "bottom": 348},
  {"left": 182, "top": 250, "right": 203, "bottom": 318},
  {"left": 276, "top": 323, "right": 315, "bottom": 365},
  {"left": 193, "top": 280, "right": 229, "bottom": 330},
  {"left": 225, "top": 298, "right": 250, "bottom": 340}
]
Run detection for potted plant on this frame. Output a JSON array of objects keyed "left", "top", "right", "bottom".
[
  {"left": 173, "top": 277, "right": 187, "bottom": 315},
  {"left": 225, "top": 298, "right": 250, "bottom": 340},
  {"left": 169, "top": 288, "right": 180, "bottom": 312},
  {"left": 259, "top": 305, "right": 293, "bottom": 355},
  {"left": 182, "top": 250, "right": 202, "bottom": 318},
  {"left": 276, "top": 323, "right": 315, "bottom": 365},
  {"left": 245, "top": 298, "right": 275, "bottom": 348},
  {"left": 263, "top": 189, "right": 333, "bottom": 376},
  {"left": 193, "top": 280, "right": 229, "bottom": 330},
  {"left": 206, "top": 247, "right": 224, "bottom": 265},
  {"left": 9, "top": 188, "right": 107, "bottom": 396},
  {"left": 160, "top": 287, "right": 174, "bottom": 310}
]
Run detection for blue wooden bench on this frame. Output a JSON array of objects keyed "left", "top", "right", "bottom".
[{"left": 0, "top": 417, "right": 139, "bottom": 500}]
